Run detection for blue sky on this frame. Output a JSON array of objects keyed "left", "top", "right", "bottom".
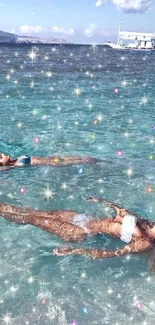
[{"left": 0, "top": 0, "right": 155, "bottom": 43}]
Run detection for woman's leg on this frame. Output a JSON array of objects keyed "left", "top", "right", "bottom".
[
  {"left": 31, "top": 156, "right": 100, "bottom": 167},
  {"left": 59, "top": 156, "right": 100, "bottom": 165},
  {"left": 0, "top": 203, "right": 78, "bottom": 223},
  {"left": 33, "top": 217, "right": 87, "bottom": 242},
  {"left": 0, "top": 203, "right": 87, "bottom": 242}
]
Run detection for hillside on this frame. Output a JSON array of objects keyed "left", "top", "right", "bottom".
[{"left": 0, "top": 30, "right": 68, "bottom": 44}]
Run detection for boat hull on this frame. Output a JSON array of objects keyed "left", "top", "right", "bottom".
[{"left": 104, "top": 42, "right": 155, "bottom": 50}]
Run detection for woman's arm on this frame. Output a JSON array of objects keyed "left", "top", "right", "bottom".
[
  {"left": 86, "top": 196, "right": 137, "bottom": 218},
  {"left": 53, "top": 237, "right": 152, "bottom": 259},
  {"left": 0, "top": 166, "right": 15, "bottom": 172}
]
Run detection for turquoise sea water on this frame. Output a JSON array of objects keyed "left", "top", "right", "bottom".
[{"left": 0, "top": 45, "right": 155, "bottom": 324}]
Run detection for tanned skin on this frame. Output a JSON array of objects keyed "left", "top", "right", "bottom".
[
  {"left": 0, "top": 197, "right": 154, "bottom": 259},
  {"left": 0, "top": 152, "right": 100, "bottom": 169}
]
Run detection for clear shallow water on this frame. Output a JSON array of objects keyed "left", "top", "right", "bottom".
[{"left": 0, "top": 45, "right": 155, "bottom": 324}]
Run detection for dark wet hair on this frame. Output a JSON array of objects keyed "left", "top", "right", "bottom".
[
  {"left": 148, "top": 246, "right": 155, "bottom": 273},
  {"left": 137, "top": 218, "right": 155, "bottom": 230}
]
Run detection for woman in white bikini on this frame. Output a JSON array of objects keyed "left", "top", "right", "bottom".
[{"left": 0, "top": 197, "right": 154, "bottom": 261}]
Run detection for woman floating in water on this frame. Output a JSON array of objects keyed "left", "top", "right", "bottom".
[
  {"left": 0, "top": 152, "right": 99, "bottom": 168},
  {"left": 0, "top": 197, "right": 154, "bottom": 261}
]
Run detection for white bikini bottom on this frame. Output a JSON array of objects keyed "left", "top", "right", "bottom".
[
  {"left": 71, "top": 214, "right": 92, "bottom": 233},
  {"left": 121, "top": 214, "right": 137, "bottom": 243}
]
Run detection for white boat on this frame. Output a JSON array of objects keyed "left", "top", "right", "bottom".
[{"left": 104, "top": 21, "right": 155, "bottom": 50}]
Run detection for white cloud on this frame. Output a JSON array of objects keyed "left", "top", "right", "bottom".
[
  {"left": 98, "top": 29, "right": 111, "bottom": 36},
  {"left": 95, "top": 0, "right": 152, "bottom": 13},
  {"left": 19, "top": 25, "right": 46, "bottom": 34},
  {"left": 96, "top": 0, "right": 109, "bottom": 7},
  {"left": 18, "top": 25, "right": 74, "bottom": 37},
  {"left": 51, "top": 27, "right": 74, "bottom": 35},
  {"left": 84, "top": 28, "right": 94, "bottom": 37},
  {"left": 96, "top": 0, "right": 103, "bottom": 7},
  {"left": 9, "top": 28, "right": 16, "bottom": 34},
  {"left": 84, "top": 24, "right": 95, "bottom": 37},
  {"left": 84, "top": 27, "right": 111, "bottom": 38}
]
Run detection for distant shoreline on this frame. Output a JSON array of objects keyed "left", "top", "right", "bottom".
[{"left": 0, "top": 43, "right": 105, "bottom": 46}]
